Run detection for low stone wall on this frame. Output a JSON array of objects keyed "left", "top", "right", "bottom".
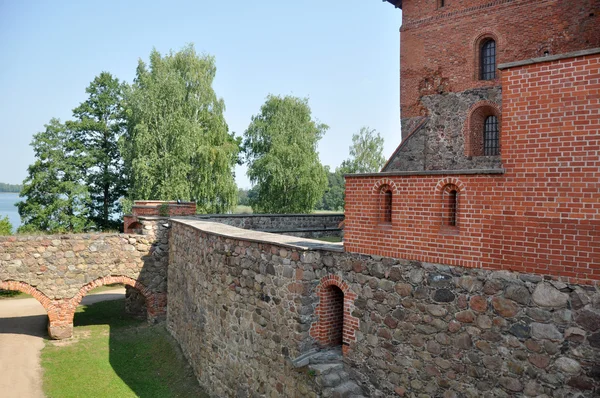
[
  {"left": 192, "top": 213, "right": 344, "bottom": 239},
  {"left": 0, "top": 218, "right": 170, "bottom": 338},
  {"left": 168, "top": 219, "right": 600, "bottom": 397}
]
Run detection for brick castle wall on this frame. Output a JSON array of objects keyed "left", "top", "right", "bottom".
[
  {"left": 345, "top": 52, "right": 600, "bottom": 284},
  {"left": 399, "top": 0, "right": 600, "bottom": 119}
]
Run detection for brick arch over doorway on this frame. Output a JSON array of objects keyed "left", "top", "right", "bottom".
[{"left": 310, "top": 275, "right": 359, "bottom": 355}]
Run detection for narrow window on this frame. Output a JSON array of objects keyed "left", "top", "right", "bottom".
[
  {"left": 480, "top": 39, "right": 496, "bottom": 80},
  {"left": 383, "top": 189, "right": 392, "bottom": 223},
  {"left": 484, "top": 115, "right": 500, "bottom": 155},
  {"left": 448, "top": 190, "right": 457, "bottom": 226},
  {"left": 440, "top": 0, "right": 445, "bottom": 7}
]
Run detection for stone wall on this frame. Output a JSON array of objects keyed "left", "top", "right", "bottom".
[
  {"left": 384, "top": 87, "right": 503, "bottom": 171},
  {"left": 0, "top": 217, "right": 170, "bottom": 338},
  {"left": 167, "top": 219, "right": 600, "bottom": 397},
  {"left": 167, "top": 219, "right": 331, "bottom": 397},
  {"left": 192, "top": 213, "right": 344, "bottom": 238}
]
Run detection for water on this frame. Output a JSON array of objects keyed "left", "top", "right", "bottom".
[{"left": 0, "top": 192, "right": 21, "bottom": 232}]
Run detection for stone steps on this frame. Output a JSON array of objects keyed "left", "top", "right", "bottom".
[{"left": 304, "top": 348, "right": 367, "bottom": 398}]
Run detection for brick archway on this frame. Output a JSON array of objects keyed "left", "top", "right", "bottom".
[
  {"left": 0, "top": 280, "right": 66, "bottom": 338},
  {"left": 70, "top": 275, "right": 166, "bottom": 322},
  {"left": 310, "top": 275, "right": 359, "bottom": 355}
]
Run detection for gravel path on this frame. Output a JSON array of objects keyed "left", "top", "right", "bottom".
[{"left": 0, "top": 288, "right": 126, "bottom": 398}]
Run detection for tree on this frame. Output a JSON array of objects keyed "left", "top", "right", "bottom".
[
  {"left": 17, "top": 119, "right": 92, "bottom": 233},
  {"left": 0, "top": 216, "right": 12, "bottom": 235},
  {"left": 339, "top": 126, "right": 386, "bottom": 174},
  {"left": 243, "top": 95, "right": 328, "bottom": 213},
  {"left": 122, "top": 45, "right": 240, "bottom": 213},
  {"left": 68, "top": 72, "right": 127, "bottom": 230},
  {"left": 317, "top": 167, "right": 345, "bottom": 211}
]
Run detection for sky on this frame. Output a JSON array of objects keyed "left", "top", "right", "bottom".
[{"left": 0, "top": 0, "right": 402, "bottom": 189}]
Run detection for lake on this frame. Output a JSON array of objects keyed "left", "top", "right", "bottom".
[{"left": 0, "top": 192, "right": 21, "bottom": 232}]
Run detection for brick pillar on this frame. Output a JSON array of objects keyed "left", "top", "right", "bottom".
[{"left": 47, "top": 302, "right": 74, "bottom": 340}]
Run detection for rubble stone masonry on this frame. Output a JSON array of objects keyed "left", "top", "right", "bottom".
[{"left": 167, "top": 218, "right": 600, "bottom": 397}]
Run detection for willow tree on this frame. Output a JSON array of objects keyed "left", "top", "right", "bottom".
[
  {"left": 122, "top": 45, "right": 240, "bottom": 213},
  {"left": 243, "top": 95, "right": 328, "bottom": 213}
]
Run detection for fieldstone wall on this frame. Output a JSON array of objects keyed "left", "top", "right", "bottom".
[
  {"left": 385, "top": 87, "right": 503, "bottom": 172},
  {"left": 167, "top": 219, "right": 333, "bottom": 397},
  {"left": 0, "top": 218, "right": 170, "bottom": 338},
  {"left": 192, "top": 213, "right": 344, "bottom": 238},
  {"left": 168, "top": 219, "right": 599, "bottom": 397}
]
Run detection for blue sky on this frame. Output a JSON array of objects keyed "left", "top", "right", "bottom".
[{"left": 0, "top": 0, "right": 402, "bottom": 188}]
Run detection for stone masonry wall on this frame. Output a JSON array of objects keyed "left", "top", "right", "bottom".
[
  {"left": 0, "top": 218, "right": 170, "bottom": 338},
  {"left": 168, "top": 219, "right": 600, "bottom": 397},
  {"left": 167, "top": 219, "right": 328, "bottom": 397},
  {"left": 192, "top": 213, "right": 344, "bottom": 238}
]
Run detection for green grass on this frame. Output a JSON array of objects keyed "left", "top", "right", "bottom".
[
  {"left": 0, "top": 289, "right": 31, "bottom": 299},
  {"left": 233, "top": 205, "right": 253, "bottom": 214},
  {"left": 314, "top": 236, "right": 343, "bottom": 243},
  {"left": 41, "top": 299, "right": 208, "bottom": 398}
]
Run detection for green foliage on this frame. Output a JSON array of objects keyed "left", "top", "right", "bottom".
[
  {"left": 316, "top": 127, "right": 385, "bottom": 211},
  {"left": 0, "top": 216, "right": 12, "bottom": 235},
  {"left": 317, "top": 167, "right": 345, "bottom": 211},
  {"left": 68, "top": 72, "right": 127, "bottom": 231},
  {"left": 17, "top": 119, "right": 93, "bottom": 234},
  {"left": 243, "top": 95, "right": 328, "bottom": 213},
  {"left": 237, "top": 188, "right": 250, "bottom": 206},
  {"left": 0, "top": 183, "right": 22, "bottom": 193},
  {"left": 339, "top": 126, "right": 386, "bottom": 174},
  {"left": 120, "top": 198, "right": 133, "bottom": 215},
  {"left": 122, "top": 45, "right": 240, "bottom": 213}
]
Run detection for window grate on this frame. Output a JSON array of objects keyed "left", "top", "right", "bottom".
[
  {"left": 383, "top": 190, "right": 392, "bottom": 223},
  {"left": 484, "top": 115, "right": 499, "bottom": 155},
  {"left": 481, "top": 40, "right": 496, "bottom": 80},
  {"left": 448, "top": 190, "right": 457, "bottom": 227}
]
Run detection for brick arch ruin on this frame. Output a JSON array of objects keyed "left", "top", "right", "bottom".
[
  {"left": 0, "top": 228, "right": 169, "bottom": 339},
  {"left": 310, "top": 275, "right": 359, "bottom": 355}
]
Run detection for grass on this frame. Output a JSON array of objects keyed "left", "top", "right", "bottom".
[
  {"left": 233, "top": 205, "right": 253, "bottom": 214},
  {"left": 41, "top": 299, "right": 208, "bottom": 398},
  {"left": 314, "top": 236, "right": 343, "bottom": 243},
  {"left": 0, "top": 290, "right": 31, "bottom": 299}
]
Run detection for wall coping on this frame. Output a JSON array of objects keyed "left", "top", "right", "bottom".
[
  {"left": 498, "top": 47, "right": 600, "bottom": 70},
  {"left": 345, "top": 169, "right": 505, "bottom": 178},
  {"left": 170, "top": 218, "right": 344, "bottom": 253},
  {"left": 193, "top": 213, "right": 344, "bottom": 219}
]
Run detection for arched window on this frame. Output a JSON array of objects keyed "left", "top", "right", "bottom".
[
  {"left": 484, "top": 115, "right": 500, "bottom": 155},
  {"left": 464, "top": 101, "right": 501, "bottom": 157},
  {"left": 480, "top": 39, "right": 496, "bottom": 80},
  {"left": 448, "top": 189, "right": 457, "bottom": 226},
  {"left": 442, "top": 184, "right": 459, "bottom": 228},
  {"left": 380, "top": 185, "right": 392, "bottom": 224}
]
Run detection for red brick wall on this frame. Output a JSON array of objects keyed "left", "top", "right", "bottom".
[
  {"left": 123, "top": 201, "right": 197, "bottom": 233},
  {"left": 345, "top": 53, "right": 600, "bottom": 284},
  {"left": 399, "top": 0, "right": 600, "bottom": 117},
  {"left": 310, "top": 275, "right": 360, "bottom": 355}
]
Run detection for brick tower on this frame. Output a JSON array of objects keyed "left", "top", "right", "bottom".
[{"left": 383, "top": 0, "right": 600, "bottom": 171}]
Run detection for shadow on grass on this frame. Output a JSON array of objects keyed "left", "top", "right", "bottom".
[{"left": 43, "top": 298, "right": 209, "bottom": 398}]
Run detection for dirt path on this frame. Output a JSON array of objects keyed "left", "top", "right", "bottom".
[{"left": 0, "top": 288, "right": 126, "bottom": 398}]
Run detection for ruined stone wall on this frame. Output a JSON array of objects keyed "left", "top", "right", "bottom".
[{"left": 167, "top": 219, "right": 600, "bottom": 397}]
